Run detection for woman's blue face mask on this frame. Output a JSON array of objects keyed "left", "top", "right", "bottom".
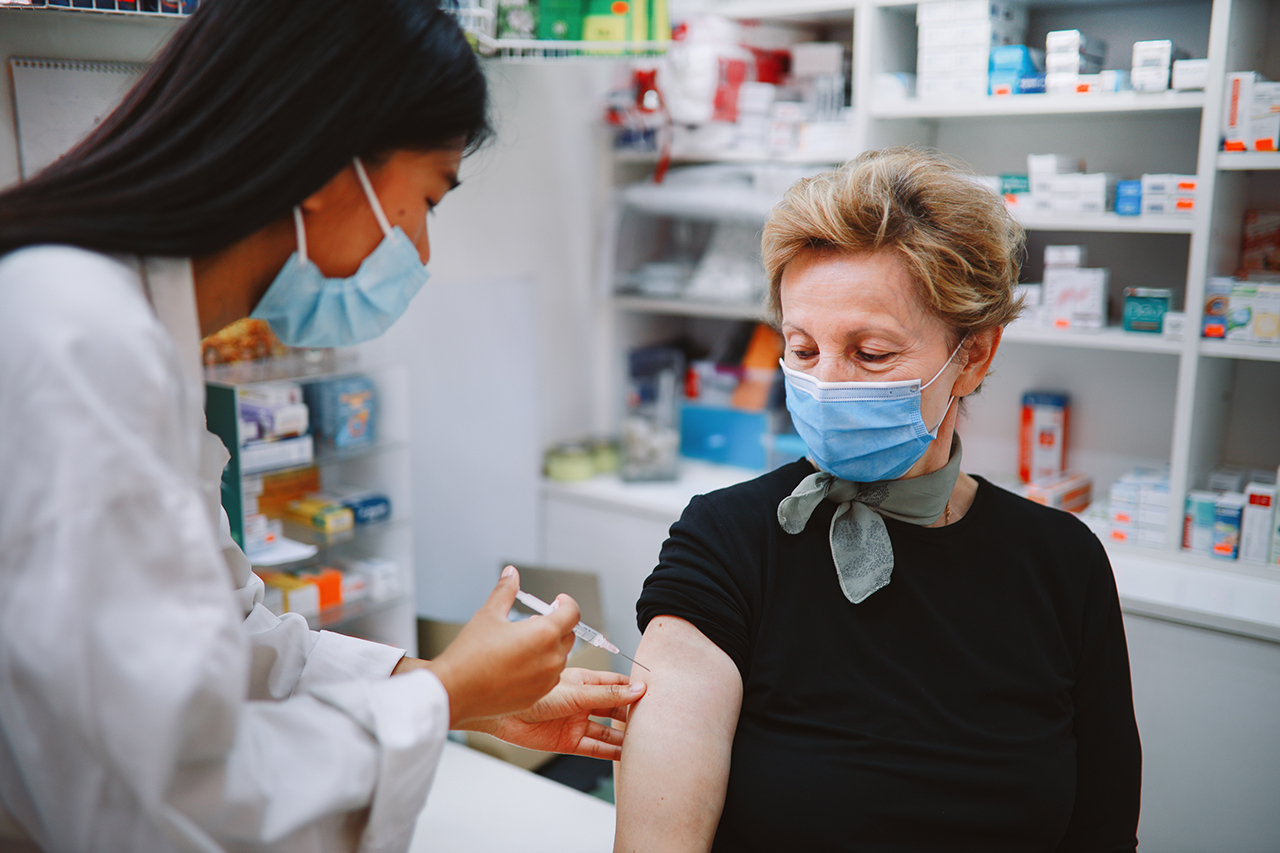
[
  {"left": 781, "top": 340, "right": 964, "bottom": 483},
  {"left": 251, "top": 157, "right": 429, "bottom": 349}
]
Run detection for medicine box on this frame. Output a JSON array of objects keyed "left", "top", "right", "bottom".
[
  {"left": 1122, "top": 287, "right": 1172, "bottom": 333},
  {"left": 1240, "top": 483, "right": 1277, "bottom": 563},
  {"left": 1250, "top": 82, "right": 1280, "bottom": 151},
  {"left": 1209, "top": 464, "right": 1247, "bottom": 493},
  {"left": 1044, "top": 266, "right": 1108, "bottom": 329},
  {"left": 1183, "top": 490, "right": 1218, "bottom": 555},
  {"left": 1019, "top": 391, "right": 1069, "bottom": 484},
  {"left": 1172, "top": 58, "right": 1209, "bottom": 91},
  {"left": 303, "top": 374, "right": 377, "bottom": 451},
  {"left": 1025, "top": 471, "right": 1092, "bottom": 513},
  {"left": 1132, "top": 40, "right": 1189, "bottom": 69},
  {"left": 1222, "top": 72, "right": 1270, "bottom": 151},
  {"left": 1045, "top": 29, "right": 1106, "bottom": 61},
  {"left": 1212, "top": 492, "right": 1246, "bottom": 559},
  {"left": 1242, "top": 210, "right": 1280, "bottom": 273},
  {"left": 1045, "top": 244, "right": 1086, "bottom": 267}
]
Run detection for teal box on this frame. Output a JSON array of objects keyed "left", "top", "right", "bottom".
[
  {"left": 303, "top": 374, "right": 377, "bottom": 450},
  {"left": 680, "top": 405, "right": 768, "bottom": 469},
  {"left": 1122, "top": 287, "right": 1171, "bottom": 333}
]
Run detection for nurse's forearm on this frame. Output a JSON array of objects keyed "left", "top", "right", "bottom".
[{"left": 614, "top": 616, "right": 743, "bottom": 853}]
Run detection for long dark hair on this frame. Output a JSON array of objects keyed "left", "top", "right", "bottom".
[{"left": 0, "top": 0, "right": 490, "bottom": 257}]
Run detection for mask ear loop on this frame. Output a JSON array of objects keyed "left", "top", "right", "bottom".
[
  {"left": 922, "top": 336, "right": 968, "bottom": 435},
  {"left": 291, "top": 207, "right": 309, "bottom": 264},
  {"left": 352, "top": 157, "right": 394, "bottom": 238}
]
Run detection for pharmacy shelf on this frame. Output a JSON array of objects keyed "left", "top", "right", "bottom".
[
  {"left": 1198, "top": 340, "right": 1280, "bottom": 361},
  {"left": 1217, "top": 152, "right": 1280, "bottom": 170},
  {"left": 1014, "top": 211, "right": 1196, "bottom": 234},
  {"left": 1001, "top": 323, "right": 1185, "bottom": 353},
  {"left": 470, "top": 32, "right": 668, "bottom": 60},
  {"left": 614, "top": 148, "right": 846, "bottom": 166},
  {"left": 871, "top": 90, "right": 1206, "bottom": 119},
  {"left": 712, "top": 0, "right": 856, "bottom": 20},
  {"left": 0, "top": 3, "right": 191, "bottom": 18},
  {"left": 617, "top": 182, "right": 779, "bottom": 222},
  {"left": 613, "top": 294, "right": 766, "bottom": 320}
]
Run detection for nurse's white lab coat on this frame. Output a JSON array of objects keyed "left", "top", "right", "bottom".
[{"left": 0, "top": 246, "right": 449, "bottom": 853}]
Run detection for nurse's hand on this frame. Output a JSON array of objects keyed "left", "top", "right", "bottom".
[
  {"left": 406, "top": 566, "right": 579, "bottom": 727},
  {"left": 466, "top": 667, "right": 646, "bottom": 760}
]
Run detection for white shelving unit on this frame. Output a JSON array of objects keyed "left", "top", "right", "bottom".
[{"left": 595, "top": 0, "right": 1280, "bottom": 645}]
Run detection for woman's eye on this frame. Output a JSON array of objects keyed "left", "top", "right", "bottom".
[
  {"left": 857, "top": 350, "right": 892, "bottom": 363},
  {"left": 789, "top": 349, "right": 817, "bottom": 361}
]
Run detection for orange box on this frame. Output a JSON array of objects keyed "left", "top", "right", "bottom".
[{"left": 299, "top": 567, "right": 344, "bottom": 611}]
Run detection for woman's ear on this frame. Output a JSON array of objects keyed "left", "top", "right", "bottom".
[
  {"left": 298, "top": 162, "right": 357, "bottom": 214},
  {"left": 953, "top": 327, "right": 1002, "bottom": 398}
]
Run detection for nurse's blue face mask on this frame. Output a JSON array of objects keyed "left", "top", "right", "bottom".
[
  {"left": 251, "top": 157, "right": 430, "bottom": 348},
  {"left": 781, "top": 338, "right": 965, "bottom": 483}
]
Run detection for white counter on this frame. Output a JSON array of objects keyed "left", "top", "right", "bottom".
[{"left": 410, "top": 741, "right": 615, "bottom": 852}]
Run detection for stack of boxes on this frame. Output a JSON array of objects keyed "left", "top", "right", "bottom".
[
  {"left": 1044, "top": 29, "right": 1105, "bottom": 95},
  {"left": 916, "top": 0, "right": 1027, "bottom": 101},
  {"left": 1041, "top": 243, "right": 1108, "bottom": 330},
  {"left": 1140, "top": 173, "right": 1197, "bottom": 216},
  {"left": 1018, "top": 390, "right": 1093, "bottom": 512},
  {"left": 1131, "top": 39, "right": 1190, "bottom": 93},
  {"left": 1109, "top": 468, "right": 1171, "bottom": 549},
  {"left": 1184, "top": 467, "right": 1279, "bottom": 564},
  {"left": 1027, "top": 153, "right": 1083, "bottom": 214}
]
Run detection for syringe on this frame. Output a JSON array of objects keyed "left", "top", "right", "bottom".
[{"left": 514, "top": 589, "right": 650, "bottom": 672}]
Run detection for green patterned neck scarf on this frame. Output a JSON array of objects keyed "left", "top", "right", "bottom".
[{"left": 777, "top": 435, "right": 963, "bottom": 604}]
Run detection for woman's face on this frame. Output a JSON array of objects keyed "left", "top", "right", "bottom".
[
  {"left": 302, "top": 147, "right": 464, "bottom": 277},
  {"left": 779, "top": 249, "right": 963, "bottom": 434}
]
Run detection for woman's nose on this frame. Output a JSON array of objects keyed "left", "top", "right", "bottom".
[{"left": 811, "top": 357, "right": 856, "bottom": 383}]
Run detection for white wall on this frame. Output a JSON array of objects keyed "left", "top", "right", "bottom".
[
  {"left": 0, "top": 10, "right": 180, "bottom": 186},
  {"left": 357, "top": 61, "right": 623, "bottom": 620}
]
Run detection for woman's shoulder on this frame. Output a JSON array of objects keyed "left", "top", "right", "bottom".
[
  {"left": 0, "top": 246, "right": 171, "bottom": 389},
  {"left": 0, "top": 245, "right": 155, "bottom": 336},
  {"left": 973, "top": 476, "right": 1108, "bottom": 562}
]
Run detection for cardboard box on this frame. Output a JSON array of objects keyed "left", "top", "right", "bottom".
[
  {"left": 1045, "top": 29, "right": 1106, "bottom": 61},
  {"left": 1044, "top": 266, "right": 1109, "bottom": 328},
  {"left": 1223, "top": 72, "right": 1270, "bottom": 151},
  {"left": 1019, "top": 391, "right": 1070, "bottom": 484},
  {"left": 1249, "top": 81, "right": 1280, "bottom": 151},
  {"left": 1173, "top": 58, "right": 1209, "bottom": 90},
  {"left": 1241, "top": 483, "right": 1277, "bottom": 563},
  {"left": 1242, "top": 210, "right": 1280, "bottom": 272}
]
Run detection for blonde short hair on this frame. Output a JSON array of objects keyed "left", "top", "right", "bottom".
[{"left": 761, "top": 147, "right": 1024, "bottom": 340}]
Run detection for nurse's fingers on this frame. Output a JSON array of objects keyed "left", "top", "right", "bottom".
[
  {"left": 539, "top": 594, "right": 582, "bottom": 636},
  {"left": 482, "top": 565, "right": 520, "bottom": 614}
]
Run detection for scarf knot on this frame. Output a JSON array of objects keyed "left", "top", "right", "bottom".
[{"left": 776, "top": 436, "right": 962, "bottom": 604}]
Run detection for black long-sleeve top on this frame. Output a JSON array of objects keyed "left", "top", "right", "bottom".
[{"left": 637, "top": 462, "right": 1141, "bottom": 852}]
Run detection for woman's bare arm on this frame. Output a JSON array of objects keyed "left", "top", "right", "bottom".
[{"left": 613, "top": 615, "right": 744, "bottom": 853}]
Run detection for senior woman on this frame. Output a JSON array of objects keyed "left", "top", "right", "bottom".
[{"left": 613, "top": 147, "right": 1141, "bottom": 852}]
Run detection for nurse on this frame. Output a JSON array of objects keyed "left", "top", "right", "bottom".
[{"left": 0, "top": 1, "right": 643, "bottom": 851}]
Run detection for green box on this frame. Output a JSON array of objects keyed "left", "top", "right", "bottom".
[
  {"left": 1122, "top": 287, "right": 1172, "bottom": 333},
  {"left": 538, "top": 0, "right": 583, "bottom": 40},
  {"left": 1000, "top": 174, "right": 1031, "bottom": 195}
]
